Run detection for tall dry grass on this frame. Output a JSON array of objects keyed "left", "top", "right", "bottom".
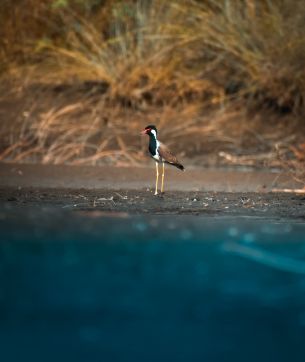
[
  {"left": 1, "top": 0, "right": 305, "bottom": 168},
  {"left": 181, "top": 0, "right": 305, "bottom": 115}
]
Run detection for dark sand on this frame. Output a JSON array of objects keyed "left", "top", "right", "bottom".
[{"left": 0, "top": 163, "right": 304, "bottom": 219}]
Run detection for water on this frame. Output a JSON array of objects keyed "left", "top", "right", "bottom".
[{"left": 1, "top": 208, "right": 305, "bottom": 362}]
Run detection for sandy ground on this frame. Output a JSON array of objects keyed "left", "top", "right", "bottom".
[
  {"left": 0, "top": 162, "right": 304, "bottom": 219},
  {"left": 0, "top": 162, "right": 302, "bottom": 191}
]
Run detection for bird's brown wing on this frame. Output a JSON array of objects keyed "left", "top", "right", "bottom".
[
  {"left": 158, "top": 142, "right": 179, "bottom": 164},
  {"left": 158, "top": 142, "right": 185, "bottom": 170}
]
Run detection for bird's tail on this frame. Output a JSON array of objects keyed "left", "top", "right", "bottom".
[{"left": 175, "top": 163, "right": 185, "bottom": 171}]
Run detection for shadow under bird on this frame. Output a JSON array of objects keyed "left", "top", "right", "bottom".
[{"left": 141, "top": 125, "right": 185, "bottom": 195}]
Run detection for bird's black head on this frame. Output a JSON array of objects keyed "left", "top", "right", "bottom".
[{"left": 141, "top": 125, "right": 158, "bottom": 137}]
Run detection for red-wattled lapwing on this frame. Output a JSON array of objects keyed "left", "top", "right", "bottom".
[{"left": 141, "top": 125, "right": 185, "bottom": 195}]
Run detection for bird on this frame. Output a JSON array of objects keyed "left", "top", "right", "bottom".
[{"left": 141, "top": 125, "right": 185, "bottom": 195}]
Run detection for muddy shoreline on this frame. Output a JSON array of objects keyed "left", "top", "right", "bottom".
[
  {"left": 0, "top": 163, "right": 304, "bottom": 220},
  {"left": 0, "top": 187, "right": 304, "bottom": 220}
]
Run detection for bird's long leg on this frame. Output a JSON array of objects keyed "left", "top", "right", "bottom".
[
  {"left": 154, "top": 162, "right": 159, "bottom": 195},
  {"left": 161, "top": 162, "right": 165, "bottom": 193}
]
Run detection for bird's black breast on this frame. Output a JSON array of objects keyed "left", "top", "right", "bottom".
[{"left": 148, "top": 137, "right": 157, "bottom": 156}]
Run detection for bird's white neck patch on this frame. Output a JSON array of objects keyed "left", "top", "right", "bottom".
[{"left": 150, "top": 129, "right": 157, "bottom": 139}]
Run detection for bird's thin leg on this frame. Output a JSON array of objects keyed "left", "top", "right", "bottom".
[
  {"left": 161, "top": 162, "right": 165, "bottom": 193},
  {"left": 154, "top": 162, "right": 159, "bottom": 195}
]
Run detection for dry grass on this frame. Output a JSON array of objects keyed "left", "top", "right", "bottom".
[{"left": 0, "top": 0, "right": 305, "bottom": 175}]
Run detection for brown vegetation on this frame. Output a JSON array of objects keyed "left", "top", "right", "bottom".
[{"left": 0, "top": 0, "right": 304, "bottom": 174}]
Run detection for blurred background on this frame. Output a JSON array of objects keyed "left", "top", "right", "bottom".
[{"left": 0, "top": 0, "right": 304, "bottom": 178}]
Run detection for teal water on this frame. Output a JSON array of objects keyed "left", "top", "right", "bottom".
[{"left": 1, "top": 209, "right": 305, "bottom": 361}]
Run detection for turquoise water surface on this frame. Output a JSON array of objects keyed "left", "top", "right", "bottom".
[{"left": 1, "top": 208, "right": 305, "bottom": 361}]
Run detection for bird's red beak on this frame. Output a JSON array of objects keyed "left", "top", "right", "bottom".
[{"left": 141, "top": 129, "right": 148, "bottom": 135}]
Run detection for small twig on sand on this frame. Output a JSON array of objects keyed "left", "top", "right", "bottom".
[
  {"left": 272, "top": 188, "right": 305, "bottom": 194},
  {"left": 97, "top": 196, "right": 114, "bottom": 201},
  {"left": 114, "top": 192, "right": 128, "bottom": 200}
]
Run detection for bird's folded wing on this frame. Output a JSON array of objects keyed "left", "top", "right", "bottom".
[{"left": 158, "top": 142, "right": 179, "bottom": 164}]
